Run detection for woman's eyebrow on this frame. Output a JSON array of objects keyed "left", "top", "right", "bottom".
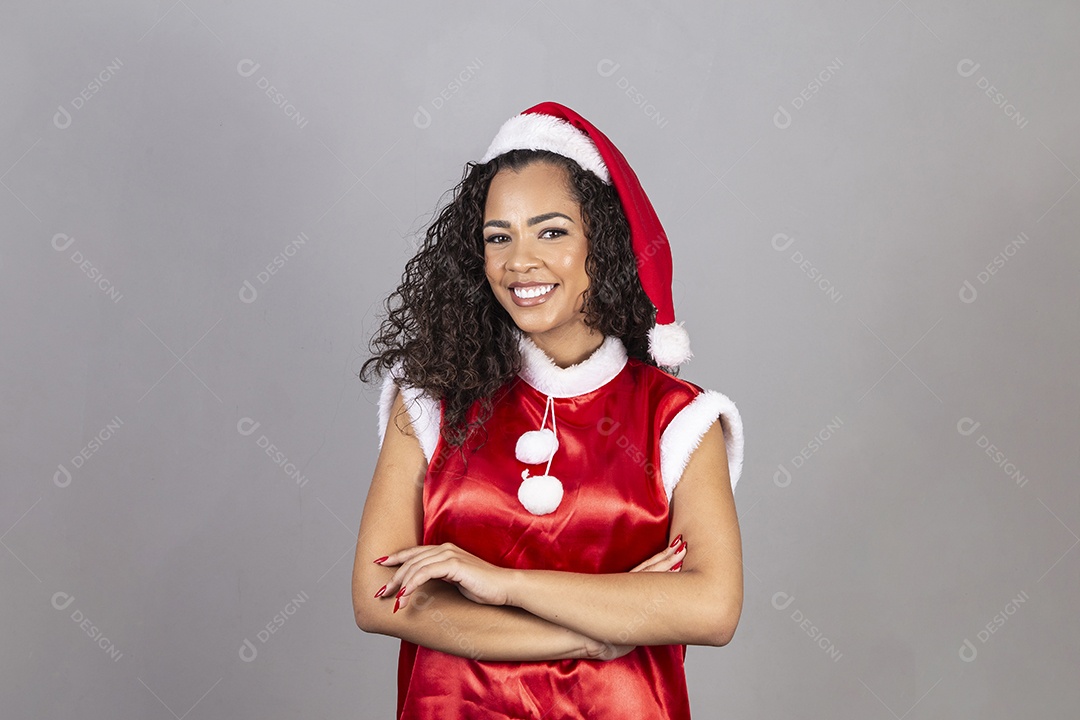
[{"left": 483, "top": 212, "right": 575, "bottom": 229}]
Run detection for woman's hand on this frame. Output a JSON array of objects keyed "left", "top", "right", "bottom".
[
  {"left": 374, "top": 542, "right": 512, "bottom": 613},
  {"left": 584, "top": 534, "right": 688, "bottom": 661},
  {"left": 582, "top": 638, "right": 636, "bottom": 661},
  {"left": 628, "top": 533, "right": 687, "bottom": 573}
]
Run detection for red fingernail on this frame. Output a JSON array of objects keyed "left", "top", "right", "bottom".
[
  {"left": 676, "top": 540, "right": 687, "bottom": 554},
  {"left": 393, "top": 598, "right": 400, "bottom": 613},
  {"left": 669, "top": 534, "right": 683, "bottom": 549},
  {"left": 395, "top": 586, "right": 407, "bottom": 599},
  {"left": 671, "top": 560, "right": 684, "bottom": 571},
  {"left": 373, "top": 556, "right": 389, "bottom": 565},
  {"left": 374, "top": 584, "right": 387, "bottom": 598}
]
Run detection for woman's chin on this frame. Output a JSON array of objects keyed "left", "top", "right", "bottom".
[
  {"left": 505, "top": 311, "right": 556, "bottom": 334},
  {"left": 510, "top": 318, "right": 551, "bottom": 334},
  {"left": 498, "top": 298, "right": 587, "bottom": 336},
  {"left": 511, "top": 318, "right": 593, "bottom": 341}
]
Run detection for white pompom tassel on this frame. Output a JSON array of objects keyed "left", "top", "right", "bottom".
[
  {"left": 517, "top": 469, "right": 563, "bottom": 515},
  {"left": 516, "top": 428, "right": 559, "bottom": 464},
  {"left": 648, "top": 321, "right": 693, "bottom": 367}
]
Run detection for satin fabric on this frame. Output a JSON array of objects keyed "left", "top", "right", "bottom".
[{"left": 397, "top": 357, "right": 705, "bottom": 719}]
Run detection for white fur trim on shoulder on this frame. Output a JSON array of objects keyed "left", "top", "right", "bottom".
[
  {"left": 376, "top": 360, "right": 442, "bottom": 465},
  {"left": 659, "top": 389, "right": 744, "bottom": 502},
  {"left": 480, "top": 112, "right": 612, "bottom": 184}
]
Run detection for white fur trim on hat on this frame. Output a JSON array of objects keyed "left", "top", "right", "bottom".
[
  {"left": 659, "top": 389, "right": 744, "bottom": 502},
  {"left": 480, "top": 112, "right": 612, "bottom": 184},
  {"left": 648, "top": 321, "right": 693, "bottom": 367},
  {"left": 376, "top": 360, "right": 441, "bottom": 465}
]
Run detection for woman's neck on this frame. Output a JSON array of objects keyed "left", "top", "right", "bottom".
[{"left": 524, "top": 326, "right": 606, "bottom": 369}]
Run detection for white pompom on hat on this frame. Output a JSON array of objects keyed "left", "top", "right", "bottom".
[{"left": 480, "top": 101, "right": 693, "bottom": 368}]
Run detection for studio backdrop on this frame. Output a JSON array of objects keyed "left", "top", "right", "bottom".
[{"left": 1, "top": 1, "right": 1077, "bottom": 718}]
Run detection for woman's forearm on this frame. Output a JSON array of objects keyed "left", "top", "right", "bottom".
[
  {"left": 359, "top": 578, "right": 595, "bottom": 662},
  {"left": 506, "top": 568, "right": 733, "bottom": 647}
]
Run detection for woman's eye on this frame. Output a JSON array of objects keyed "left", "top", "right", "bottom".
[
  {"left": 484, "top": 234, "right": 507, "bottom": 244},
  {"left": 541, "top": 228, "right": 567, "bottom": 239}
]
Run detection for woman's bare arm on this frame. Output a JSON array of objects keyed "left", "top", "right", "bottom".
[
  {"left": 353, "top": 388, "right": 596, "bottom": 661},
  {"left": 503, "top": 420, "right": 743, "bottom": 648}
]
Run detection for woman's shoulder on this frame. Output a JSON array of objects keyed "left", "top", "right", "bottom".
[{"left": 625, "top": 357, "right": 705, "bottom": 402}]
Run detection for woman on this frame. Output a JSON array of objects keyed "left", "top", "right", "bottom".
[{"left": 353, "top": 101, "right": 745, "bottom": 719}]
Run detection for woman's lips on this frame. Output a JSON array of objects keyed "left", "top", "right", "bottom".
[{"left": 510, "top": 284, "right": 557, "bottom": 307}]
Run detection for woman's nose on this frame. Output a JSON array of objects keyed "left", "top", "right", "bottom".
[{"left": 506, "top": 235, "right": 539, "bottom": 270}]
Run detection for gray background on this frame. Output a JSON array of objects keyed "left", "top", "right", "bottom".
[{"left": 2, "top": 1, "right": 1077, "bottom": 718}]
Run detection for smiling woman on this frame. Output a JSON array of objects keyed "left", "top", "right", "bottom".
[
  {"left": 483, "top": 163, "right": 596, "bottom": 352},
  {"left": 354, "top": 101, "right": 745, "bottom": 720}
]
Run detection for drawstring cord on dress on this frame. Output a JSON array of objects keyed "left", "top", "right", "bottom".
[
  {"left": 515, "top": 393, "right": 565, "bottom": 515},
  {"left": 539, "top": 394, "right": 557, "bottom": 479}
]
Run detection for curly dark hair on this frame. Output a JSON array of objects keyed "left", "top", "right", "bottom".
[{"left": 359, "top": 148, "right": 674, "bottom": 457}]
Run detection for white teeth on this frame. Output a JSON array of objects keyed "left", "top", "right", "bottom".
[{"left": 513, "top": 284, "right": 555, "bottom": 299}]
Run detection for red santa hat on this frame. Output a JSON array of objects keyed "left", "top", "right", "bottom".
[{"left": 480, "top": 101, "right": 693, "bottom": 368}]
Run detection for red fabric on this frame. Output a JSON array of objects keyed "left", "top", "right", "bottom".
[
  {"left": 521, "top": 101, "right": 676, "bottom": 326},
  {"left": 396, "top": 358, "right": 705, "bottom": 719}
]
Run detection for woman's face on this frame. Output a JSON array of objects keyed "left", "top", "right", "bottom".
[{"left": 483, "top": 161, "right": 591, "bottom": 339}]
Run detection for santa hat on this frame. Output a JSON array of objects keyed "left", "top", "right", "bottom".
[{"left": 480, "top": 101, "right": 693, "bottom": 368}]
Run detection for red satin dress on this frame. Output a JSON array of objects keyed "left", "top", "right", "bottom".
[{"left": 376, "top": 330, "right": 744, "bottom": 719}]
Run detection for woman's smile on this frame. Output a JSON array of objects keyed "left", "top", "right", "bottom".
[{"left": 510, "top": 283, "right": 559, "bottom": 306}]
